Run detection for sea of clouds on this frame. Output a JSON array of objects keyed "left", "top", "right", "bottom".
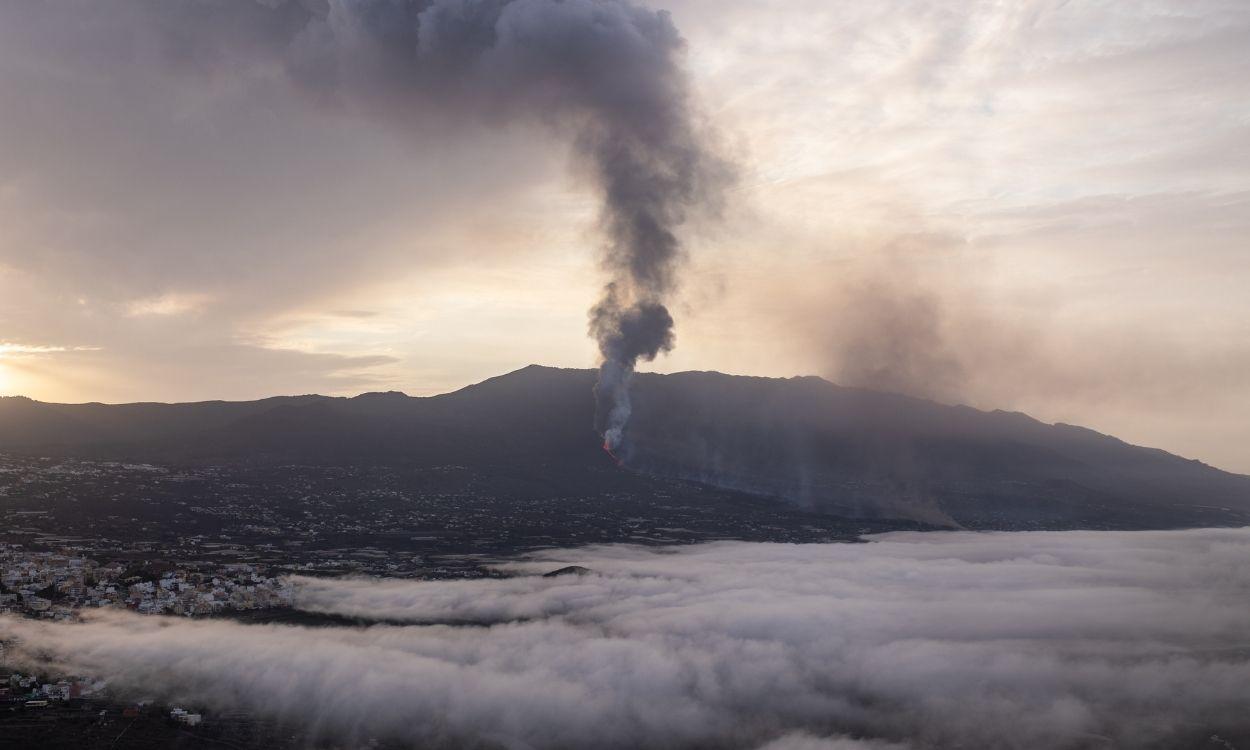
[{"left": 4, "top": 527, "right": 1249, "bottom": 749}]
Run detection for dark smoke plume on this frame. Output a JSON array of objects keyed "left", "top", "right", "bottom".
[
  {"left": 592, "top": 291, "right": 676, "bottom": 452},
  {"left": 56, "top": 0, "right": 728, "bottom": 452}
]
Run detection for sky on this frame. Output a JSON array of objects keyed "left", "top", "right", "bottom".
[
  {"left": 0, "top": 1, "right": 1248, "bottom": 472},
  {"left": 6, "top": 528, "right": 1250, "bottom": 748}
]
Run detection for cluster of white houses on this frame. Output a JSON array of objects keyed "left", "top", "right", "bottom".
[{"left": 1, "top": 543, "right": 292, "bottom": 619}]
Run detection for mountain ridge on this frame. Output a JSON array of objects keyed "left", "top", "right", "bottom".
[
  {"left": 0, "top": 363, "right": 1224, "bottom": 468},
  {"left": 1, "top": 365, "right": 1247, "bottom": 530}
]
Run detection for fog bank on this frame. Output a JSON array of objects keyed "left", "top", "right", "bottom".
[{"left": 5, "top": 528, "right": 1250, "bottom": 748}]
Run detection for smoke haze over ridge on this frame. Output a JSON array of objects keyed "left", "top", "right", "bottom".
[{"left": 5, "top": 528, "right": 1250, "bottom": 749}]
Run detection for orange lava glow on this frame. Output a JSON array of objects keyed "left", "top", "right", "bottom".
[{"left": 602, "top": 440, "right": 623, "bottom": 467}]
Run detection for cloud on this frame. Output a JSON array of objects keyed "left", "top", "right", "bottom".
[
  {"left": 0, "top": 342, "right": 399, "bottom": 403},
  {"left": 125, "top": 292, "right": 213, "bottom": 318},
  {"left": 5, "top": 528, "right": 1250, "bottom": 749},
  {"left": 756, "top": 735, "right": 909, "bottom": 750},
  {"left": 0, "top": 343, "right": 99, "bottom": 357}
]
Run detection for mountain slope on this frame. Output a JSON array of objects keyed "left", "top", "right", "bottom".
[
  {"left": 621, "top": 370, "right": 1250, "bottom": 528},
  {"left": 1, "top": 365, "right": 1247, "bottom": 529}
]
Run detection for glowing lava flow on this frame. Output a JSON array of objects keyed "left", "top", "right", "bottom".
[{"left": 602, "top": 440, "right": 624, "bottom": 467}]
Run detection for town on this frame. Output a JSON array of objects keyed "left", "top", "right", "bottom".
[
  {"left": 1, "top": 543, "right": 292, "bottom": 620},
  {"left": 0, "top": 453, "right": 918, "bottom": 577}
]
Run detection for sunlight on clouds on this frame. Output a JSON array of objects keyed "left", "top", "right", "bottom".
[
  {"left": 124, "top": 292, "right": 212, "bottom": 318},
  {"left": 0, "top": 342, "right": 101, "bottom": 359},
  {"left": 0, "top": 343, "right": 102, "bottom": 399},
  {"left": 255, "top": 256, "right": 599, "bottom": 396},
  {"left": 0, "top": 343, "right": 69, "bottom": 356}
]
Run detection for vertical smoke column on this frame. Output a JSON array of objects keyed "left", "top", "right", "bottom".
[
  {"left": 592, "top": 294, "right": 675, "bottom": 456},
  {"left": 574, "top": 6, "right": 725, "bottom": 458},
  {"left": 55, "top": 0, "right": 727, "bottom": 454},
  {"left": 299, "top": 0, "right": 729, "bottom": 458}
]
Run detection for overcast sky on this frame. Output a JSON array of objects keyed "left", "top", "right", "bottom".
[{"left": 0, "top": 1, "right": 1247, "bottom": 472}]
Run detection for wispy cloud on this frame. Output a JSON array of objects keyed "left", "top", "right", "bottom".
[
  {"left": 124, "top": 292, "right": 212, "bottom": 318},
  {"left": 0, "top": 342, "right": 99, "bottom": 357}
]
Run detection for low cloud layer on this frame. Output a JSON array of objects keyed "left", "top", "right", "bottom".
[{"left": 5, "top": 528, "right": 1250, "bottom": 748}]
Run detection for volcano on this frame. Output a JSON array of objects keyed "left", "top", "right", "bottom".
[{"left": 1, "top": 365, "right": 1248, "bottom": 530}]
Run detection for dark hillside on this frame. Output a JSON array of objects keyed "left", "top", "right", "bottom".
[{"left": 2, "top": 365, "right": 1247, "bottom": 529}]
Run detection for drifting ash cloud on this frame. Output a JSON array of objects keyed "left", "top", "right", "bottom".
[{"left": 5, "top": 528, "right": 1250, "bottom": 749}]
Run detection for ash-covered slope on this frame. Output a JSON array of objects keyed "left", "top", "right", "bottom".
[
  {"left": 622, "top": 370, "right": 1250, "bottom": 528},
  {"left": 2, "top": 365, "right": 1247, "bottom": 529}
]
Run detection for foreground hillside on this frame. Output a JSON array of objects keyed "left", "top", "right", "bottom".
[{"left": 2, "top": 365, "right": 1248, "bottom": 529}]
